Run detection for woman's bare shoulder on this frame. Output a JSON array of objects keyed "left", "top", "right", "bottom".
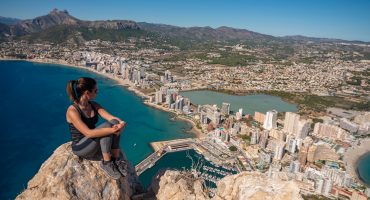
[
  {"left": 67, "top": 105, "right": 78, "bottom": 114},
  {"left": 66, "top": 105, "right": 79, "bottom": 123}
]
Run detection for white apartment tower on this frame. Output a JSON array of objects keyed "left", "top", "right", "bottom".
[
  {"left": 283, "top": 112, "right": 300, "bottom": 135},
  {"left": 155, "top": 91, "right": 162, "bottom": 104},
  {"left": 296, "top": 120, "right": 311, "bottom": 139},
  {"left": 274, "top": 141, "right": 285, "bottom": 160},
  {"left": 263, "top": 110, "right": 278, "bottom": 130}
]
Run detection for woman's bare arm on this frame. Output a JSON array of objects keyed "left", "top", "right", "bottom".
[{"left": 67, "top": 106, "right": 121, "bottom": 138}]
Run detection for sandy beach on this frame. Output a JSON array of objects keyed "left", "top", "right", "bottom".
[
  {"left": 1, "top": 57, "right": 203, "bottom": 138},
  {"left": 175, "top": 115, "right": 204, "bottom": 138},
  {"left": 344, "top": 139, "right": 370, "bottom": 184}
]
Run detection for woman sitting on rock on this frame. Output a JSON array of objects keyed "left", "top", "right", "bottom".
[{"left": 66, "top": 77, "right": 127, "bottom": 180}]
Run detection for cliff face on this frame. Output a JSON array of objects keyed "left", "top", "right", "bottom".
[
  {"left": 16, "top": 142, "right": 142, "bottom": 200},
  {"left": 150, "top": 171, "right": 303, "bottom": 200},
  {"left": 149, "top": 170, "right": 209, "bottom": 200},
  {"left": 213, "top": 172, "right": 303, "bottom": 200},
  {"left": 17, "top": 142, "right": 303, "bottom": 200}
]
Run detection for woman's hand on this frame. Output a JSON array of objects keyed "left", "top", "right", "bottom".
[
  {"left": 112, "top": 121, "right": 126, "bottom": 135},
  {"left": 111, "top": 117, "right": 124, "bottom": 123}
]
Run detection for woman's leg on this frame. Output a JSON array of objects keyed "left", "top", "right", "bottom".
[
  {"left": 111, "top": 134, "right": 121, "bottom": 159},
  {"left": 72, "top": 137, "right": 99, "bottom": 159},
  {"left": 94, "top": 119, "right": 122, "bottom": 179},
  {"left": 103, "top": 121, "right": 128, "bottom": 176},
  {"left": 95, "top": 119, "right": 120, "bottom": 161}
]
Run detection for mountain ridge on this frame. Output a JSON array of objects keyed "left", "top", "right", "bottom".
[
  {"left": 0, "top": 8, "right": 368, "bottom": 44},
  {"left": 0, "top": 16, "right": 21, "bottom": 25}
]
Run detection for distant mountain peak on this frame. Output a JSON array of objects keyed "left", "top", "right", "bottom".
[
  {"left": 49, "top": 8, "right": 69, "bottom": 15},
  {"left": 4, "top": 9, "right": 139, "bottom": 37},
  {"left": 216, "top": 26, "right": 232, "bottom": 29}
]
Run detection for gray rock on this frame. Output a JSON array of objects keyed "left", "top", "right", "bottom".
[
  {"left": 149, "top": 170, "right": 303, "bottom": 200},
  {"left": 16, "top": 142, "right": 142, "bottom": 200}
]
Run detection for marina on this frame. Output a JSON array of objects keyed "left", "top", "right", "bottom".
[{"left": 135, "top": 137, "right": 246, "bottom": 176}]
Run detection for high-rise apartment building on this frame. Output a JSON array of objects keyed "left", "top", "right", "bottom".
[
  {"left": 313, "top": 123, "right": 348, "bottom": 141},
  {"left": 274, "top": 141, "right": 285, "bottom": 160},
  {"left": 254, "top": 112, "right": 266, "bottom": 125},
  {"left": 296, "top": 120, "right": 311, "bottom": 139},
  {"left": 263, "top": 110, "right": 278, "bottom": 130},
  {"left": 283, "top": 112, "right": 300, "bottom": 135}
]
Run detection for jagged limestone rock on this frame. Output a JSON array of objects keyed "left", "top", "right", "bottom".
[
  {"left": 16, "top": 142, "right": 304, "bottom": 200},
  {"left": 150, "top": 170, "right": 209, "bottom": 200},
  {"left": 151, "top": 171, "right": 303, "bottom": 200},
  {"left": 16, "top": 142, "right": 142, "bottom": 200},
  {"left": 213, "top": 172, "right": 303, "bottom": 200}
]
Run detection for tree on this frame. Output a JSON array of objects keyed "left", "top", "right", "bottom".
[{"left": 229, "top": 146, "right": 237, "bottom": 151}]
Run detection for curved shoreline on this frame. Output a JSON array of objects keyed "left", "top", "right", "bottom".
[
  {"left": 0, "top": 58, "right": 203, "bottom": 138},
  {"left": 0, "top": 57, "right": 150, "bottom": 98},
  {"left": 355, "top": 152, "right": 370, "bottom": 186},
  {"left": 344, "top": 139, "right": 370, "bottom": 186},
  {"left": 143, "top": 101, "right": 204, "bottom": 138}
]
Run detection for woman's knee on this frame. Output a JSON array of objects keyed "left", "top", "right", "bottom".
[
  {"left": 95, "top": 119, "right": 119, "bottom": 129},
  {"left": 109, "top": 119, "right": 119, "bottom": 125}
]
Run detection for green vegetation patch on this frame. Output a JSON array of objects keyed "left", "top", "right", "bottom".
[
  {"left": 302, "top": 194, "right": 331, "bottom": 200},
  {"left": 80, "top": 28, "right": 152, "bottom": 42},
  {"left": 238, "top": 134, "right": 251, "bottom": 143},
  {"left": 17, "top": 25, "right": 160, "bottom": 44},
  {"left": 229, "top": 146, "right": 237, "bottom": 151},
  {"left": 18, "top": 25, "right": 79, "bottom": 43},
  {"left": 264, "top": 90, "right": 369, "bottom": 112}
]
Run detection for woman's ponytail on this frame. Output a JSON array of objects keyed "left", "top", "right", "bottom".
[{"left": 66, "top": 80, "right": 79, "bottom": 103}]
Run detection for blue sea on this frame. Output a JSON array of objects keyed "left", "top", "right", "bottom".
[{"left": 0, "top": 61, "right": 193, "bottom": 199}]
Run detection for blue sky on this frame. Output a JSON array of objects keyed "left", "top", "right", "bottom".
[{"left": 1, "top": 0, "right": 369, "bottom": 41}]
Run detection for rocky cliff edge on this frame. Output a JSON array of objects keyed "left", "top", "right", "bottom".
[
  {"left": 17, "top": 142, "right": 303, "bottom": 200},
  {"left": 149, "top": 170, "right": 304, "bottom": 200},
  {"left": 16, "top": 142, "right": 142, "bottom": 200}
]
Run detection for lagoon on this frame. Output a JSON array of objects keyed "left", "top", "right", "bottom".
[{"left": 180, "top": 90, "right": 297, "bottom": 114}]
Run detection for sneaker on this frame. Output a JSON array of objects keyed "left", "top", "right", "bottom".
[
  {"left": 114, "top": 158, "right": 128, "bottom": 177},
  {"left": 99, "top": 160, "right": 121, "bottom": 180}
]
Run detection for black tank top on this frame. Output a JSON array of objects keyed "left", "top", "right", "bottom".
[{"left": 69, "top": 101, "right": 99, "bottom": 143}]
